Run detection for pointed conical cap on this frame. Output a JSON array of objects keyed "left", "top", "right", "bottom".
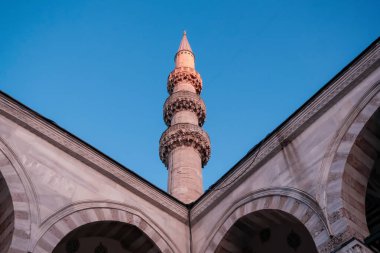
[{"left": 178, "top": 31, "right": 193, "bottom": 52}]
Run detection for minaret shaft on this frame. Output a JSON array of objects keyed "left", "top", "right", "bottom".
[
  {"left": 159, "top": 32, "right": 211, "bottom": 204},
  {"left": 168, "top": 147, "right": 203, "bottom": 200},
  {"left": 175, "top": 51, "right": 195, "bottom": 68},
  {"left": 171, "top": 110, "right": 198, "bottom": 125}
]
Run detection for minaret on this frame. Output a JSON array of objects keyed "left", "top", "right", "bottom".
[{"left": 159, "top": 32, "right": 211, "bottom": 204}]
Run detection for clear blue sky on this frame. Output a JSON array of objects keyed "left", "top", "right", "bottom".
[{"left": 1, "top": 0, "right": 379, "bottom": 191}]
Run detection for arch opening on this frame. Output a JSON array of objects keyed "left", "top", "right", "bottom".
[
  {"left": 52, "top": 221, "right": 162, "bottom": 253},
  {"left": 0, "top": 171, "right": 14, "bottom": 253},
  {"left": 215, "top": 209, "right": 318, "bottom": 253}
]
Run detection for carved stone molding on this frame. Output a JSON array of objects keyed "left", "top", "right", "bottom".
[
  {"left": 163, "top": 91, "right": 206, "bottom": 126},
  {"left": 167, "top": 67, "right": 202, "bottom": 94},
  {"left": 159, "top": 123, "right": 211, "bottom": 167}
]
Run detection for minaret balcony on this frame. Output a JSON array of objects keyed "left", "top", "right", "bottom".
[
  {"left": 167, "top": 67, "right": 202, "bottom": 94},
  {"left": 163, "top": 91, "right": 206, "bottom": 127},
  {"left": 159, "top": 123, "right": 211, "bottom": 168}
]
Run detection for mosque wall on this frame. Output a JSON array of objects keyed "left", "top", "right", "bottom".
[
  {"left": 0, "top": 97, "right": 189, "bottom": 253},
  {"left": 190, "top": 43, "right": 380, "bottom": 253}
]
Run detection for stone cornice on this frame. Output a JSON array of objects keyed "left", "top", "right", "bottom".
[
  {"left": 191, "top": 39, "right": 380, "bottom": 221},
  {"left": 167, "top": 67, "right": 202, "bottom": 94},
  {"left": 163, "top": 91, "right": 206, "bottom": 126},
  {"left": 0, "top": 93, "right": 189, "bottom": 223},
  {"left": 159, "top": 123, "right": 211, "bottom": 167}
]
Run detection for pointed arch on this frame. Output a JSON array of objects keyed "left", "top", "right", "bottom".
[
  {"left": 325, "top": 86, "right": 380, "bottom": 244},
  {"left": 33, "top": 202, "right": 176, "bottom": 253},
  {"left": 0, "top": 138, "right": 35, "bottom": 252},
  {"left": 203, "top": 188, "right": 330, "bottom": 253}
]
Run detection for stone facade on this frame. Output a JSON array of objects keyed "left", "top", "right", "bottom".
[{"left": 0, "top": 36, "right": 379, "bottom": 253}]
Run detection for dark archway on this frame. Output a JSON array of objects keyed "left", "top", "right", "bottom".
[
  {"left": 52, "top": 221, "right": 162, "bottom": 253},
  {"left": 215, "top": 210, "right": 318, "bottom": 253},
  {"left": 367, "top": 163, "right": 380, "bottom": 231},
  {"left": 362, "top": 108, "right": 380, "bottom": 250},
  {"left": 0, "top": 171, "right": 14, "bottom": 253}
]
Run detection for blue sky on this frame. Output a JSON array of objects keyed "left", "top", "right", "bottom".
[{"left": 1, "top": 0, "right": 379, "bottom": 191}]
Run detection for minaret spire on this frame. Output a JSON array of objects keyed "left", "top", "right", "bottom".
[
  {"left": 159, "top": 32, "right": 211, "bottom": 204},
  {"left": 178, "top": 31, "right": 192, "bottom": 52},
  {"left": 175, "top": 31, "right": 195, "bottom": 69}
]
